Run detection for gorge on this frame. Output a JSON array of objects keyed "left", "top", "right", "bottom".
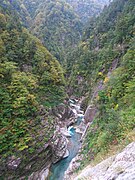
[{"left": 0, "top": 0, "right": 135, "bottom": 179}]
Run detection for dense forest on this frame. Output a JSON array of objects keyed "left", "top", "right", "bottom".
[
  {"left": 0, "top": 0, "right": 66, "bottom": 177},
  {"left": 0, "top": 0, "right": 135, "bottom": 179},
  {"left": 23, "top": 0, "right": 82, "bottom": 61},
  {"left": 66, "top": 0, "right": 108, "bottom": 23},
  {"left": 67, "top": 0, "right": 135, "bottom": 166}
]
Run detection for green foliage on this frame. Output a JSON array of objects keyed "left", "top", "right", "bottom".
[
  {"left": 0, "top": 4, "right": 66, "bottom": 159},
  {"left": 66, "top": 0, "right": 106, "bottom": 23},
  {"left": 23, "top": 0, "right": 83, "bottom": 62},
  {"left": 66, "top": 0, "right": 135, "bottom": 165},
  {"left": 68, "top": 0, "right": 135, "bottom": 95},
  {"left": 82, "top": 41, "right": 135, "bottom": 161}
]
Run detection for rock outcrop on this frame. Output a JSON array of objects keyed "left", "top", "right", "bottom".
[
  {"left": 84, "top": 105, "right": 97, "bottom": 123},
  {"left": 64, "top": 154, "right": 83, "bottom": 180},
  {"left": 49, "top": 102, "right": 79, "bottom": 164},
  {"left": 28, "top": 166, "right": 50, "bottom": 180},
  {"left": 50, "top": 130, "right": 69, "bottom": 164},
  {"left": 74, "top": 142, "right": 135, "bottom": 180}
]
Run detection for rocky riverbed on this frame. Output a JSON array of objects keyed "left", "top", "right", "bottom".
[{"left": 48, "top": 99, "right": 86, "bottom": 180}]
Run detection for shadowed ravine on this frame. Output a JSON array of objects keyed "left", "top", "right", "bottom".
[{"left": 49, "top": 118, "right": 82, "bottom": 180}]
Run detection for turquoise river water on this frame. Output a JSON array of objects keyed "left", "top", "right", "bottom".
[{"left": 49, "top": 118, "right": 82, "bottom": 180}]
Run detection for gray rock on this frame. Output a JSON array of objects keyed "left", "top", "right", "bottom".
[
  {"left": 74, "top": 142, "right": 135, "bottom": 180},
  {"left": 7, "top": 156, "right": 21, "bottom": 170},
  {"left": 64, "top": 154, "right": 83, "bottom": 180},
  {"left": 60, "top": 127, "right": 72, "bottom": 137},
  {"left": 84, "top": 105, "right": 97, "bottom": 123},
  {"left": 50, "top": 131, "right": 69, "bottom": 163},
  {"left": 63, "top": 149, "right": 70, "bottom": 158},
  {"left": 28, "top": 167, "right": 50, "bottom": 180}
]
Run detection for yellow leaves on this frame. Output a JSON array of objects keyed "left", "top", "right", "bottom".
[
  {"left": 96, "top": 95, "right": 100, "bottom": 100},
  {"left": 104, "top": 77, "right": 109, "bottom": 84},
  {"left": 27, "top": 94, "right": 35, "bottom": 101},
  {"left": 79, "top": 41, "right": 88, "bottom": 50},
  {"left": 0, "top": 13, "right": 6, "bottom": 20},
  {"left": 13, "top": 97, "right": 27, "bottom": 109},
  {"left": 0, "top": 74, "right": 4, "bottom": 78},
  {"left": 114, "top": 104, "right": 119, "bottom": 110},
  {"left": 90, "top": 35, "right": 94, "bottom": 39},
  {"left": 11, "top": 71, "right": 38, "bottom": 91},
  {"left": 0, "top": 62, "right": 17, "bottom": 79},
  {"left": 98, "top": 72, "right": 103, "bottom": 76},
  {"left": 18, "top": 145, "right": 28, "bottom": 151}
]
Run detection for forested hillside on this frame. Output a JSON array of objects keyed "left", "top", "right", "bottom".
[
  {"left": 0, "top": 0, "right": 135, "bottom": 179},
  {"left": 67, "top": 0, "right": 135, "bottom": 167},
  {"left": 22, "top": 0, "right": 108, "bottom": 62},
  {"left": 22, "top": 0, "right": 82, "bottom": 62},
  {"left": 0, "top": 1, "right": 65, "bottom": 177},
  {"left": 2, "top": 0, "right": 108, "bottom": 63},
  {"left": 66, "top": 0, "right": 109, "bottom": 23}
]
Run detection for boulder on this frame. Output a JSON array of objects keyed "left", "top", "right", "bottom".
[
  {"left": 60, "top": 127, "right": 72, "bottom": 137},
  {"left": 63, "top": 149, "right": 70, "bottom": 158}
]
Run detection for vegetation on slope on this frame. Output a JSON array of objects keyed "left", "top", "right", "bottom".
[
  {"left": 22, "top": 0, "right": 82, "bottom": 62},
  {"left": 67, "top": 0, "right": 135, "bottom": 166},
  {"left": 0, "top": 0, "right": 135, "bottom": 178},
  {"left": 22, "top": 0, "right": 108, "bottom": 62},
  {"left": 66, "top": 0, "right": 109, "bottom": 23},
  {"left": 0, "top": 0, "right": 65, "bottom": 168}
]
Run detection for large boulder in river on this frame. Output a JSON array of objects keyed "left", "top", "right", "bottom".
[{"left": 51, "top": 103, "right": 77, "bottom": 126}]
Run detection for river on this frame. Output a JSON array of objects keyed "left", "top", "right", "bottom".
[{"left": 49, "top": 117, "right": 82, "bottom": 180}]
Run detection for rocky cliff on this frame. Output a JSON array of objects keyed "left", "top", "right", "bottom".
[{"left": 75, "top": 141, "right": 135, "bottom": 180}]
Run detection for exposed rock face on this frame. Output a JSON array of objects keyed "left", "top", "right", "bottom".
[
  {"left": 7, "top": 156, "right": 21, "bottom": 170},
  {"left": 28, "top": 166, "right": 50, "bottom": 180},
  {"left": 84, "top": 105, "right": 97, "bottom": 123},
  {"left": 49, "top": 102, "right": 80, "bottom": 164},
  {"left": 60, "top": 127, "right": 72, "bottom": 137},
  {"left": 50, "top": 130, "right": 69, "bottom": 164},
  {"left": 74, "top": 142, "right": 135, "bottom": 180},
  {"left": 51, "top": 103, "right": 78, "bottom": 127},
  {"left": 64, "top": 154, "right": 83, "bottom": 180}
]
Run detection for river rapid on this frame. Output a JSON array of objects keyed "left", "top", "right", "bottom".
[{"left": 49, "top": 100, "right": 84, "bottom": 180}]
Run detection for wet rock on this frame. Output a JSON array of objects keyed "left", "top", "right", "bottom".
[
  {"left": 63, "top": 149, "right": 70, "bottom": 158},
  {"left": 75, "top": 121, "right": 86, "bottom": 134},
  {"left": 60, "top": 127, "right": 72, "bottom": 137},
  {"left": 64, "top": 154, "right": 83, "bottom": 180}
]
